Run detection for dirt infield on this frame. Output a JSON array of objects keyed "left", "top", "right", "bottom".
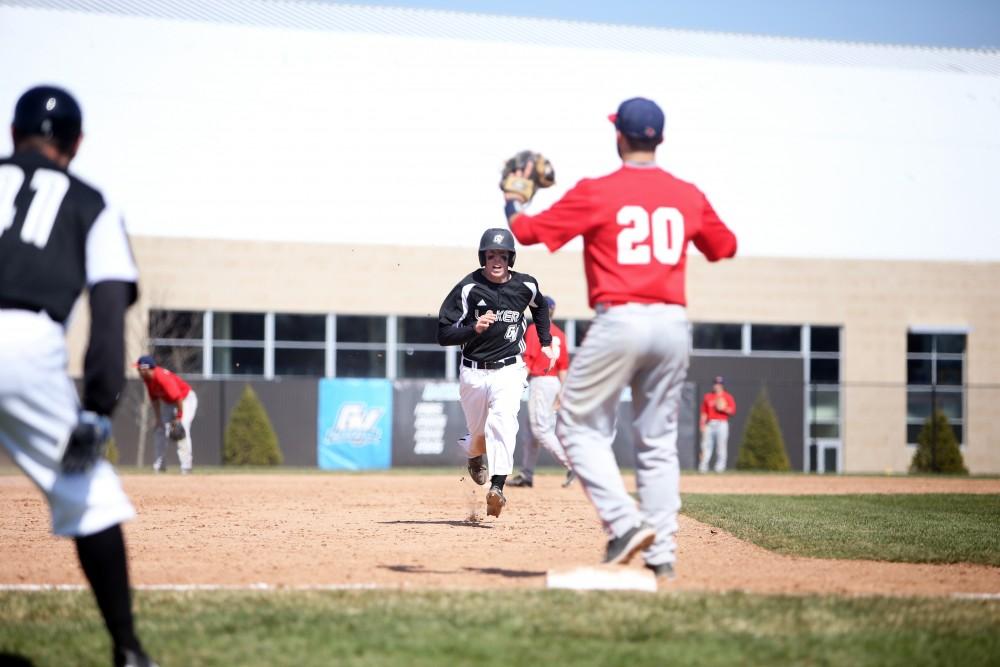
[{"left": 2, "top": 472, "right": 998, "bottom": 597}]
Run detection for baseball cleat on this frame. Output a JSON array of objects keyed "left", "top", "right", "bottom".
[
  {"left": 467, "top": 455, "right": 488, "bottom": 486},
  {"left": 603, "top": 523, "right": 656, "bottom": 565},
  {"left": 114, "top": 647, "right": 160, "bottom": 667},
  {"left": 645, "top": 561, "right": 676, "bottom": 581},
  {"left": 486, "top": 486, "right": 507, "bottom": 517},
  {"left": 506, "top": 473, "right": 533, "bottom": 488},
  {"left": 561, "top": 470, "right": 576, "bottom": 488}
]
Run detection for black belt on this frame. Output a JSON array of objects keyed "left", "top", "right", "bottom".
[
  {"left": 462, "top": 355, "right": 519, "bottom": 370},
  {"left": 0, "top": 298, "right": 42, "bottom": 313}
]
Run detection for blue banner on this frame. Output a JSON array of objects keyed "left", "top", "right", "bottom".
[{"left": 317, "top": 379, "right": 393, "bottom": 470}]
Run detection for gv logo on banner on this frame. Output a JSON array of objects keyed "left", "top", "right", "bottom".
[
  {"left": 328, "top": 403, "right": 384, "bottom": 446},
  {"left": 317, "top": 379, "right": 392, "bottom": 470}
]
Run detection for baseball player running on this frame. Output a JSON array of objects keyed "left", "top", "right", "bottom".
[
  {"left": 437, "top": 228, "right": 556, "bottom": 518},
  {"left": 699, "top": 375, "right": 736, "bottom": 473},
  {"left": 507, "top": 295, "right": 575, "bottom": 489},
  {"left": 0, "top": 86, "right": 158, "bottom": 666},
  {"left": 500, "top": 98, "right": 737, "bottom": 579},
  {"left": 135, "top": 355, "right": 198, "bottom": 474}
]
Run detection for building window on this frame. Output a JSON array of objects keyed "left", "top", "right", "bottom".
[
  {"left": 274, "top": 314, "right": 326, "bottom": 376},
  {"left": 213, "top": 312, "right": 264, "bottom": 341},
  {"left": 573, "top": 319, "right": 592, "bottom": 348},
  {"left": 806, "top": 325, "right": 841, "bottom": 473},
  {"left": 148, "top": 309, "right": 204, "bottom": 375},
  {"left": 212, "top": 312, "right": 265, "bottom": 376},
  {"left": 397, "top": 316, "right": 446, "bottom": 378},
  {"left": 906, "top": 332, "right": 966, "bottom": 445},
  {"left": 692, "top": 323, "right": 743, "bottom": 351},
  {"left": 336, "top": 315, "right": 387, "bottom": 378},
  {"left": 750, "top": 324, "right": 801, "bottom": 352}
]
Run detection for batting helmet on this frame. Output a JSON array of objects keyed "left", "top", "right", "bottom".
[
  {"left": 12, "top": 85, "right": 83, "bottom": 153},
  {"left": 478, "top": 228, "right": 516, "bottom": 268}
]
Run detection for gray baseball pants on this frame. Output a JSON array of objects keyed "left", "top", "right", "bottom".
[
  {"left": 556, "top": 303, "right": 688, "bottom": 567},
  {"left": 518, "top": 375, "right": 570, "bottom": 482},
  {"left": 699, "top": 420, "right": 729, "bottom": 473}
]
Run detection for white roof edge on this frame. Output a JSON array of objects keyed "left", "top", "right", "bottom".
[{"left": 4, "top": 0, "right": 999, "bottom": 74}]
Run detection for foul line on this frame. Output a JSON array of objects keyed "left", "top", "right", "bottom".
[
  {"left": 0, "top": 583, "right": 381, "bottom": 592},
  {"left": 2, "top": 585, "right": 998, "bottom": 599}
]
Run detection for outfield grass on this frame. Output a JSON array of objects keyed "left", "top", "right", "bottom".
[
  {"left": 1, "top": 590, "right": 998, "bottom": 667},
  {"left": 681, "top": 494, "right": 1000, "bottom": 566}
]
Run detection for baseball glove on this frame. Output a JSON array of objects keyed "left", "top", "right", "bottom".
[
  {"left": 61, "top": 411, "right": 113, "bottom": 474},
  {"left": 167, "top": 420, "right": 186, "bottom": 441},
  {"left": 714, "top": 397, "right": 729, "bottom": 412},
  {"left": 500, "top": 150, "right": 555, "bottom": 203}
]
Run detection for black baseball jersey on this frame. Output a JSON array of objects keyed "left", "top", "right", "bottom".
[
  {"left": 0, "top": 150, "right": 138, "bottom": 324},
  {"left": 437, "top": 269, "right": 552, "bottom": 363}
]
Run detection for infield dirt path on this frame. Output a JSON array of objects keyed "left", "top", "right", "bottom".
[{"left": 1, "top": 472, "right": 998, "bottom": 597}]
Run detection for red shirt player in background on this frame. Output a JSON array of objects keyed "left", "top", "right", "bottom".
[
  {"left": 508, "top": 295, "right": 575, "bottom": 489},
  {"left": 699, "top": 376, "right": 736, "bottom": 473},
  {"left": 136, "top": 355, "right": 198, "bottom": 474},
  {"left": 501, "top": 97, "right": 737, "bottom": 581}
]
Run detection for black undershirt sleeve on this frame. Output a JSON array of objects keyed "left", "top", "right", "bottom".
[
  {"left": 528, "top": 287, "right": 552, "bottom": 348},
  {"left": 82, "top": 280, "right": 137, "bottom": 416}
]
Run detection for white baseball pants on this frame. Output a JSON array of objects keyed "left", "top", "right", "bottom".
[
  {"left": 518, "top": 375, "right": 569, "bottom": 481},
  {"left": 457, "top": 361, "right": 527, "bottom": 477},
  {"left": 699, "top": 420, "right": 730, "bottom": 473},
  {"left": 556, "top": 303, "right": 689, "bottom": 567},
  {"left": 153, "top": 391, "right": 198, "bottom": 473},
  {"left": 0, "top": 309, "right": 135, "bottom": 536}
]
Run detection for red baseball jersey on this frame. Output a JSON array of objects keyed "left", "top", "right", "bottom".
[
  {"left": 141, "top": 367, "right": 191, "bottom": 406},
  {"left": 510, "top": 164, "right": 737, "bottom": 307},
  {"left": 523, "top": 322, "right": 569, "bottom": 377},
  {"left": 701, "top": 391, "right": 736, "bottom": 421}
]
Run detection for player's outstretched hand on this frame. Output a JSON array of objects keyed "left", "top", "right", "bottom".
[
  {"left": 475, "top": 310, "right": 497, "bottom": 334},
  {"left": 541, "top": 345, "right": 558, "bottom": 371},
  {"left": 61, "top": 411, "right": 113, "bottom": 474}
]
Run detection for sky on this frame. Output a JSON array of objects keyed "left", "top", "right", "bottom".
[{"left": 325, "top": 0, "right": 1000, "bottom": 49}]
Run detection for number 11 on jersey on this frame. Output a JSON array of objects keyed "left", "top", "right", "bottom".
[{"left": 0, "top": 165, "right": 71, "bottom": 249}]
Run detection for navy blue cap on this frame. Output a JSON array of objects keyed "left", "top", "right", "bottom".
[
  {"left": 544, "top": 296, "right": 556, "bottom": 309},
  {"left": 714, "top": 375, "right": 724, "bottom": 385},
  {"left": 135, "top": 355, "right": 157, "bottom": 369},
  {"left": 608, "top": 97, "right": 664, "bottom": 140}
]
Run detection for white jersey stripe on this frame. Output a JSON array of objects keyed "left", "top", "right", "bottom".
[
  {"left": 454, "top": 282, "right": 476, "bottom": 327},
  {"left": 524, "top": 281, "right": 538, "bottom": 308}
]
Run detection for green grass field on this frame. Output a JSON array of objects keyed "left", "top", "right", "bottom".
[
  {"left": 4, "top": 482, "right": 999, "bottom": 665},
  {"left": 2, "top": 590, "right": 999, "bottom": 667},
  {"left": 680, "top": 494, "right": 1000, "bottom": 566}
]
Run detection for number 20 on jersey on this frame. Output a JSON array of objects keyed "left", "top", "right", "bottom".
[{"left": 616, "top": 205, "right": 685, "bottom": 265}]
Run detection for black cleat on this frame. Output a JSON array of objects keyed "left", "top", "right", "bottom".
[
  {"left": 645, "top": 561, "right": 676, "bottom": 581},
  {"left": 486, "top": 486, "right": 507, "bottom": 517},
  {"left": 506, "top": 473, "right": 533, "bottom": 488},
  {"left": 114, "top": 647, "right": 160, "bottom": 667},
  {"left": 561, "top": 469, "right": 576, "bottom": 488},
  {"left": 467, "top": 455, "right": 488, "bottom": 486},
  {"left": 603, "top": 523, "right": 656, "bottom": 565}
]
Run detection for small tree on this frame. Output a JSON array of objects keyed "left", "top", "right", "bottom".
[
  {"left": 104, "top": 438, "right": 120, "bottom": 465},
  {"left": 223, "top": 385, "right": 283, "bottom": 466},
  {"left": 910, "top": 409, "right": 968, "bottom": 474},
  {"left": 736, "top": 387, "right": 791, "bottom": 471}
]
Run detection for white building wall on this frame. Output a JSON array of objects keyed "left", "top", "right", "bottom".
[{"left": 1, "top": 0, "right": 998, "bottom": 261}]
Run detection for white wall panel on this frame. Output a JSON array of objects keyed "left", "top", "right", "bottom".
[{"left": 1, "top": 4, "right": 998, "bottom": 260}]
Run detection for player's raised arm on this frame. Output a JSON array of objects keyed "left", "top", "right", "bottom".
[{"left": 692, "top": 193, "right": 738, "bottom": 261}]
